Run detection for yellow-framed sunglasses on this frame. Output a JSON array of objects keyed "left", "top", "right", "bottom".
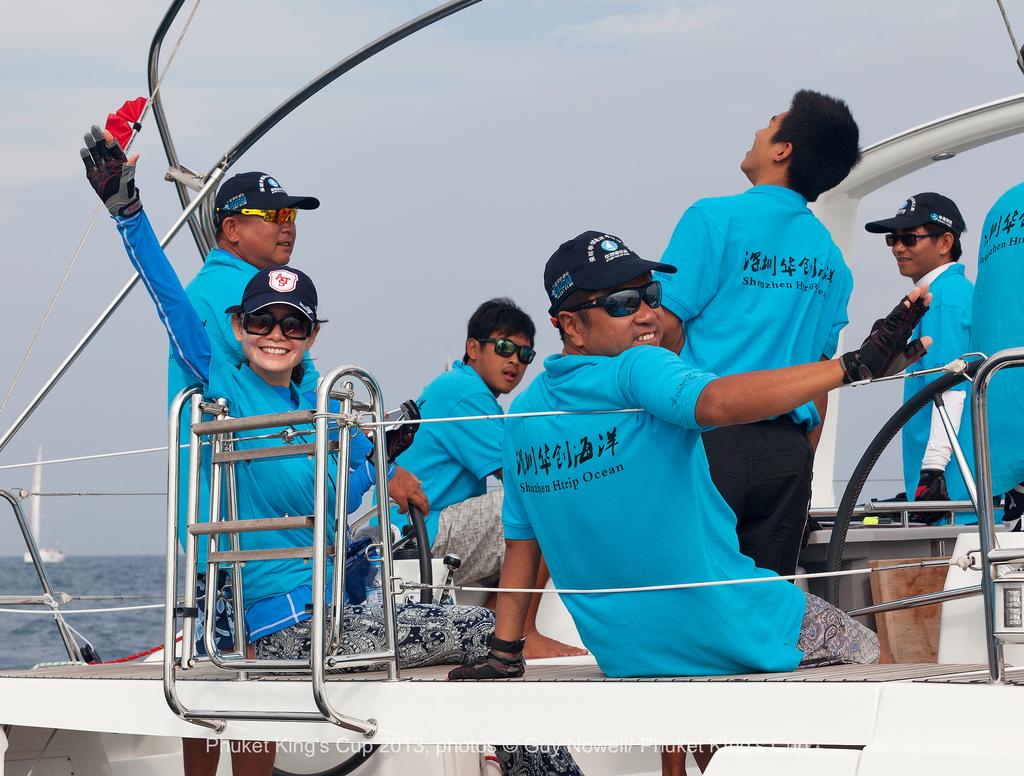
[{"left": 231, "top": 207, "right": 298, "bottom": 224}]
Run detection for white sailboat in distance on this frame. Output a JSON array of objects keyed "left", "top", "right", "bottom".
[{"left": 22, "top": 447, "right": 65, "bottom": 564}]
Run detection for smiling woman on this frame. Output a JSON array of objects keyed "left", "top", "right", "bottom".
[{"left": 227, "top": 277, "right": 322, "bottom": 387}]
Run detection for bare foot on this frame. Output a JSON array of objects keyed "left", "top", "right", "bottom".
[{"left": 523, "top": 631, "right": 588, "bottom": 659}]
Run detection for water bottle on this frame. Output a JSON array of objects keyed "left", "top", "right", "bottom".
[{"left": 365, "top": 547, "right": 383, "bottom": 606}]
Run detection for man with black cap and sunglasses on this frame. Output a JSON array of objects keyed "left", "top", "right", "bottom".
[
  {"left": 865, "top": 193, "right": 975, "bottom": 524},
  {"left": 450, "top": 229, "right": 935, "bottom": 772}
]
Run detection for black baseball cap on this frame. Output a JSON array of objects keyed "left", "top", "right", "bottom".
[
  {"left": 544, "top": 230, "right": 676, "bottom": 316},
  {"left": 864, "top": 192, "right": 966, "bottom": 235},
  {"left": 214, "top": 172, "right": 320, "bottom": 225},
  {"left": 225, "top": 267, "right": 320, "bottom": 321}
]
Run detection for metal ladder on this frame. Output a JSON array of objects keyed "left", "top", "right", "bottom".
[{"left": 162, "top": 365, "right": 400, "bottom": 735}]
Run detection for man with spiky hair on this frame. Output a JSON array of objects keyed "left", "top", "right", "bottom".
[{"left": 656, "top": 89, "right": 862, "bottom": 576}]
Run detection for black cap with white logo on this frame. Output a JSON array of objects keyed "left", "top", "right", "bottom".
[
  {"left": 225, "top": 267, "right": 320, "bottom": 321},
  {"left": 864, "top": 192, "right": 966, "bottom": 235},
  {"left": 214, "top": 172, "right": 320, "bottom": 225},
  {"left": 544, "top": 230, "right": 676, "bottom": 316}
]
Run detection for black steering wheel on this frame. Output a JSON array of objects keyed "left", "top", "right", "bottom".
[
  {"left": 824, "top": 360, "right": 980, "bottom": 606},
  {"left": 395, "top": 504, "right": 434, "bottom": 604}
]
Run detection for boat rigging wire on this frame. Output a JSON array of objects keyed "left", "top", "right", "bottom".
[
  {"left": 0, "top": 446, "right": 169, "bottom": 471},
  {"left": 0, "top": 0, "right": 205, "bottom": 423},
  {"left": 995, "top": 0, "right": 1024, "bottom": 75},
  {"left": 396, "top": 556, "right": 976, "bottom": 597},
  {"left": 0, "top": 604, "right": 165, "bottom": 615},
  {"left": 3, "top": 558, "right": 975, "bottom": 617},
  {"left": 22, "top": 491, "right": 167, "bottom": 497}
]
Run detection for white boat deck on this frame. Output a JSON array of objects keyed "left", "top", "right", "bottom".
[{"left": 1, "top": 659, "right": 1019, "bottom": 684}]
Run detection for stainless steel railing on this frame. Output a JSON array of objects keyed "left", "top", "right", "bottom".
[
  {"left": 162, "top": 366, "right": 400, "bottom": 736},
  {"left": 0, "top": 488, "right": 83, "bottom": 663},
  {"left": 970, "top": 346, "right": 1024, "bottom": 683}
]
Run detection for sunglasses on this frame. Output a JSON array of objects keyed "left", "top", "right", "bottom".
[
  {"left": 240, "top": 311, "right": 314, "bottom": 340},
  {"left": 478, "top": 338, "right": 536, "bottom": 365},
  {"left": 563, "top": 280, "right": 663, "bottom": 318},
  {"left": 885, "top": 232, "right": 938, "bottom": 248},
  {"left": 227, "top": 207, "right": 298, "bottom": 225}
]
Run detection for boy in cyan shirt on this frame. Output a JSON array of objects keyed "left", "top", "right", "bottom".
[{"left": 401, "top": 299, "right": 585, "bottom": 657}]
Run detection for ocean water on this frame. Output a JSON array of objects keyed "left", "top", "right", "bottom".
[{"left": 0, "top": 556, "right": 175, "bottom": 669}]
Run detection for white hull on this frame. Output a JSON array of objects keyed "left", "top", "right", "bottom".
[{"left": 1, "top": 660, "right": 1022, "bottom": 776}]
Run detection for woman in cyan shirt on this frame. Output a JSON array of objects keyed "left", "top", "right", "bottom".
[{"left": 82, "top": 127, "right": 493, "bottom": 667}]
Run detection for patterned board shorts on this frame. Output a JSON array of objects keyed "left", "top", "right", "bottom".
[
  {"left": 254, "top": 601, "right": 494, "bottom": 667},
  {"left": 432, "top": 490, "right": 506, "bottom": 586},
  {"left": 797, "top": 591, "right": 880, "bottom": 667},
  {"left": 194, "top": 570, "right": 237, "bottom": 656}
]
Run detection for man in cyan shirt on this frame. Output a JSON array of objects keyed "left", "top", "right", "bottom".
[
  {"left": 450, "top": 230, "right": 937, "bottom": 772},
  {"left": 864, "top": 193, "right": 975, "bottom": 523},
  {"left": 656, "top": 89, "right": 861, "bottom": 575},
  {"left": 401, "top": 299, "right": 584, "bottom": 657},
  {"left": 972, "top": 182, "right": 1024, "bottom": 529}
]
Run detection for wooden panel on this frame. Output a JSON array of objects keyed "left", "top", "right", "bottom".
[
  {"left": 188, "top": 515, "right": 314, "bottom": 535},
  {"left": 869, "top": 556, "right": 949, "bottom": 663}
]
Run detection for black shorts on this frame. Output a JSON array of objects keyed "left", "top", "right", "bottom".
[{"left": 701, "top": 417, "right": 813, "bottom": 575}]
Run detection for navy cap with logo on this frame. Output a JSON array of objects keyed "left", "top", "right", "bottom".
[
  {"left": 544, "top": 231, "right": 676, "bottom": 316},
  {"left": 225, "top": 267, "right": 320, "bottom": 322},
  {"left": 214, "top": 172, "right": 320, "bottom": 226},
  {"left": 864, "top": 192, "right": 966, "bottom": 235}
]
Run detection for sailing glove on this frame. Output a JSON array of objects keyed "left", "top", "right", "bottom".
[
  {"left": 369, "top": 399, "right": 421, "bottom": 464},
  {"left": 909, "top": 469, "right": 950, "bottom": 525},
  {"left": 80, "top": 125, "right": 142, "bottom": 218},
  {"left": 1003, "top": 486, "right": 1024, "bottom": 532},
  {"left": 840, "top": 294, "right": 928, "bottom": 384}
]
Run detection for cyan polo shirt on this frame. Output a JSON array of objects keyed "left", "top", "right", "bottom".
[{"left": 657, "top": 185, "right": 853, "bottom": 429}]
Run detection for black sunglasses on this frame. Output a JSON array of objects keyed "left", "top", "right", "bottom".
[
  {"left": 478, "top": 338, "right": 536, "bottom": 365},
  {"left": 563, "top": 280, "right": 662, "bottom": 318},
  {"left": 885, "top": 232, "right": 939, "bottom": 248},
  {"left": 240, "top": 311, "right": 315, "bottom": 340}
]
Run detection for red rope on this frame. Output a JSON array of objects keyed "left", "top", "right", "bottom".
[{"left": 94, "top": 635, "right": 182, "bottom": 664}]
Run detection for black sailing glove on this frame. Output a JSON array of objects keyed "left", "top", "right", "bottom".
[
  {"left": 448, "top": 635, "right": 525, "bottom": 680},
  {"left": 80, "top": 125, "right": 142, "bottom": 218},
  {"left": 840, "top": 294, "right": 929, "bottom": 384},
  {"left": 909, "top": 469, "right": 950, "bottom": 525},
  {"left": 1003, "top": 486, "right": 1024, "bottom": 532},
  {"left": 370, "top": 399, "right": 421, "bottom": 464}
]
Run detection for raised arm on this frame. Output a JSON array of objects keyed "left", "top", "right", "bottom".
[{"left": 81, "top": 126, "right": 212, "bottom": 385}]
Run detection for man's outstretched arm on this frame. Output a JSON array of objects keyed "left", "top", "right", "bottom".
[{"left": 697, "top": 287, "right": 933, "bottom": 428}]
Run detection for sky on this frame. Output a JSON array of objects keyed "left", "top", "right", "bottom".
[{"left": 1, "top": 0, "right": 1023, "bottom": 555}]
